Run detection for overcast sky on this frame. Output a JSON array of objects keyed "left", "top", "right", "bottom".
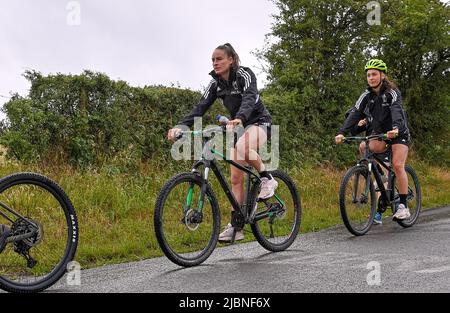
[{"left": 0, "top": 0, "right": 278, "bottom": 118}]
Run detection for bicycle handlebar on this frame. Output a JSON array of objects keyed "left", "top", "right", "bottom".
[
  {"left": 175, "top": 115, "right": 233, "bottom": 140},
  {"left": 175, "top": 126, "right": 226, "bottom": 140},
  {"left": 342, "top": 133, "right": 388, "bottom": 144}
]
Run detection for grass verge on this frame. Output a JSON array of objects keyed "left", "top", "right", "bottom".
[{"left": 0, "top": 157, "right": 448, "bottom": 269}]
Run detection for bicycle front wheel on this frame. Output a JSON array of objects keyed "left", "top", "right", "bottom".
[
  {"left": 0, "top": 173, "right": 78, "bottom": 293},
  {"left": 250, "top": 170, "right": 301, "bottom": 252},
  {"left": 154, "top": 173, "right": 220, "bottom": 267},
  {"left": 339, "top": 165, "right": 376, "bottom": 236}
]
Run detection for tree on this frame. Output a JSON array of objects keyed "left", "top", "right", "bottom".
[
  {"left": 261, "top": 0, "right": 449, "bottom": 165},
  {"left": 373, "top": 0, "right": 450, "bottom": 162},
  {"left": 260, "top": 0, "right": 374, "bottom": 165}
]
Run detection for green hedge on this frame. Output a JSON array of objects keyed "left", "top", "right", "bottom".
[{"left": 1, "top": 70, "right": 206, "bottom": 168}]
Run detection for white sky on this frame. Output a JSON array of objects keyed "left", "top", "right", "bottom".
[{"left": 0, "top": 0, "right": 278, "bottom": 119}]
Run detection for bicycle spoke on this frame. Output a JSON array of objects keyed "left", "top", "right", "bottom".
[
  {"left": 339, "top": 166, "right": 375, "bottom": 235},
  {"left": 251, "top": 170, "right": 301, "bottom": 252},
  {"left": 395, "top": 166, "right": 421, "bottom": 227},
  {"left": 0, "top": 173, "right": 77, "bottom": 293},
  {"left": 154, "top": 173, "right": 219, "bottom": 267}
]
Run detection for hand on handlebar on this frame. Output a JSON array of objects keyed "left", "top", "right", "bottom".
[
  {"left": 387, "top": 128, "right": 399, "bottom": 139},
  {"left": 335, "top": 134, "right": 345, "bottom": 145},
  {"left": 167, "top": 128, "right": 183, "bottom": 141},
  {"left": 226, "top": 119, "right": 243, "bottom": 132}
]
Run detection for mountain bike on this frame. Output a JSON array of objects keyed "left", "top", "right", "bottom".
[
  {"left": 338, "top": 134, "right": 421, "bottom": 236},
  {"left": 0, "top": 172, "right": 79, "bottom": 293},
  {"left": 154, "top": 123, "right": 301, "bottom": 267}
]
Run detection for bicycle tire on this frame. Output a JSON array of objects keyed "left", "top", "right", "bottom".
[
  {"left": 154, "top": 172, "right": 220, "bottom": 267},
  {"left": 395, "top": 165, "right": 422, "bottom": 228},
  {"left": 250, "top": 170, "right": 301, "bottom": 252},
  {"left": 0, "top": 172, "right": 78, "bottom": 293},
  {"left": 339, "top": 165, "right": 376, "bottom": 236}
]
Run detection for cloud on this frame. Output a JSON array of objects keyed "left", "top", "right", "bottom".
[{"left": 0, "top": 0, "right": 278, "bottom": 119}]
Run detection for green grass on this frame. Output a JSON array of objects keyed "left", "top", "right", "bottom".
[{"left": 0, "top": 157, "right": 449, "bottom": 270}]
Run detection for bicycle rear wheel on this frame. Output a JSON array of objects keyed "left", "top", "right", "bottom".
[
  {"left": 339, "top": 165, "right": 376, "bottom": 236},
  {"left": 154, "top": 173, "right": 220, "bottom": 267},
  {"left": 250, "top": 170, "right": 301, "bottom": 252},
  {"left": 395, "top": 165, "right": 422, "bottom": 228},
  {"left": 0, "top": 173, "right": 78, "bottom": 293}
]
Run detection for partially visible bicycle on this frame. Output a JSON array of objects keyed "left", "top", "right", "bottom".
[
  {"left": 0, "top": 172, "right": 79, "bottom": 293},
  {"left": 338, "top": 134, "right": 421, "bottom": 236},
  {"left": 154, "top": 120, "right": 301, "bottom": 267}
]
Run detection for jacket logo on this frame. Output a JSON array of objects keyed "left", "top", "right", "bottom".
[
  {"left": 381, "top": 94, "right": 390, "bottom": 106},
  {"left": 231, "top": 81, "right": 241, "bottom": 95}
]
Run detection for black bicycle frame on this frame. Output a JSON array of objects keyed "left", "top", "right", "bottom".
[
  {"left": 181, "top": 127, "right": 287, "bottom": 226},
  {"left": 359, "top": 141, "right": 396, "bottom": 208},
  {"left": 191, "top": 147, "right": 261, "bottom": 222},
  {"left": 0, "top": 202, "right": 38, "bottom": 243}
]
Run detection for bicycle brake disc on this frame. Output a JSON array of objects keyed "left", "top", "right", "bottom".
[{"left": 184, "top": 209, "right": 200, "bottom": 231}]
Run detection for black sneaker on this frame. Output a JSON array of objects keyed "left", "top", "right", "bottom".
[{"left": 0, "top": 224, "right": 11, "bottom": 253}]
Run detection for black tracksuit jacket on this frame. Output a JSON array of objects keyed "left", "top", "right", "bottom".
[
  {"left": 179, "top": 66, "right": 271, "bottom": 127},
  {"left": 338, "top": 81, "right": 409, "bottom": 136}
]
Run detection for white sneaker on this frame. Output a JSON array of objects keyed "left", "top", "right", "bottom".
[
  {"left": 218, "top": 223, "right": 244, "bottom": 243},
  {"left": 258, "top": 177, "right": 278, "bottom": 199},
  {"left": 393, "top": 204, "right": 411, "bottom": 220}
]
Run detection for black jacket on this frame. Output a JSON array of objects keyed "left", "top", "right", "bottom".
[
  {"left": 179, "top": 66, "right": 271, "bottom": 127},
  {"left": 338, "top": 81, "right": 409, "bottom": 136}
]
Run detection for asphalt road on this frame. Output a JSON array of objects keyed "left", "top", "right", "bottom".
[{"left": 50, "top": 206, "right": 450, "bottom": 293}]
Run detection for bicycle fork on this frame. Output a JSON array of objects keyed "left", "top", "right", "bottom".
[
  {"left": 181, "top": 167, "right": 210, "bottom": 229},
  {"left": 351, "top": 165, "right": 371, "bottom": 205}
]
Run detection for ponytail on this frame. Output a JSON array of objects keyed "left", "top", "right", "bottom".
[{"left": 216, "top": 43, "right": 241, "bottom": 69}]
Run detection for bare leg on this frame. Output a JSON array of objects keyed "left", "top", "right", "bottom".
[
  {"left": 359, "top": 140, "right": 388, "bottom": 156},
  {"left": 235, "top": 126, "right": 267, "bottom": 172},
  {"left": 230, "top": 149, "right": 246, "bottom": 211},
  {"left": 369, "top": 140, "right": 388, "bottom": 154},
  {"left": 392, "top": 144, "right": 409, "bottom": 194},
  {"left": 230, "top": 126, "right": 268, "bottom": 210}
]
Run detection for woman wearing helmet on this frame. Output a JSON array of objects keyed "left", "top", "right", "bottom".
[{"left": 335, "top": 59, "right": 412, "bottom": 221}]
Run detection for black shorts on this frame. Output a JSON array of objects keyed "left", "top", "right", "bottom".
[
  {"left": 252, "top": 116, "right": 272, "bottom": 140},
  {"left": 374, "top": 150, "right": 391, "bottom": 164},
  {"left": 234, "top": 117, "right": 272, "bottom": 147}
]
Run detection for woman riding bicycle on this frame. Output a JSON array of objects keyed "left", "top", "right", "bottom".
[
  {"left": 167, "top": 43, "right": 277, "bottom": 242},
  {"left": 343, "top": 110, "right": 391, "bottom": 225},
  {"left": 335, "top": 59, "right": 411, "bottom": 221}
]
